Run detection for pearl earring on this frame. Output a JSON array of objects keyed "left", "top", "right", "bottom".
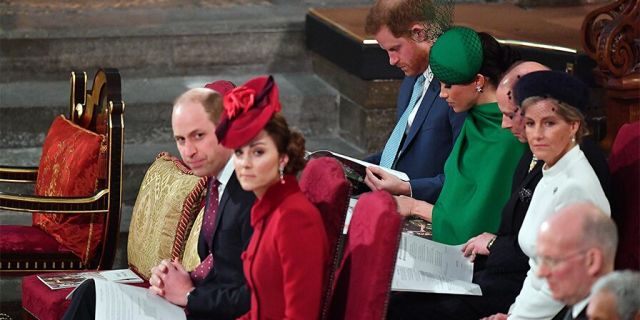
[
  {"left": 279, "top": 166, "right": 285, "bottom": 184},
  {"left": 476, "top": 86, "right": 483, "bottom": 93}
]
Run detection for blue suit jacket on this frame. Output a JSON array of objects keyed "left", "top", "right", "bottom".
[{"left": 367, "top": 75, "right": 466, "bottom": 203}]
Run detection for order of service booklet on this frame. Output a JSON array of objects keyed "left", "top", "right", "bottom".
[
  {"left": 91, "top": 278, "right": 186, "bottom": 320},
  {"left": 392, "top": 233, "right": 483, "bottom": 296},
  {"left": 306, "top": 150, "right": 409, "bottom": 195},
  {"left": 38, "top": 268, "right": 143, "bottom": 290}
]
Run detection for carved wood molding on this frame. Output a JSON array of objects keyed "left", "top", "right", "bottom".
[{"left": 581, "top": 0, "right": 640, "bottom": 83}]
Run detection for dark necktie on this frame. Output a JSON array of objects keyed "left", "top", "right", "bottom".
[{"left": 190, "top": 179, "right": 220, "bottom": 284}]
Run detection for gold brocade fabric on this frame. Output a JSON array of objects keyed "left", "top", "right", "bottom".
[
  {"left": 182, "top": 208, "right": 204, "bottom": 271},
  {"left": 127, "top": 155, "right": 203, "bottom": 279}
]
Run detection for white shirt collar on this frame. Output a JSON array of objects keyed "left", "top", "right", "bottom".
[
  {"left": 214, "top": 158, "right": 235, "bottom": 201},
  {"left": 407, "top": 66, "right": 434, "bottom": 128},
  {"left": 217, "top": 158, "right": 235, "bottom": 186},
  {"left": 572, "top": 295, "right": 590, "bottom": 318},
  {"left": 423, "top": 66, "right": 434, "bottom": 84}
]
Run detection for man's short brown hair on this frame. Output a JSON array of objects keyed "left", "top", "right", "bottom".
[
  {"left": 174, "top": 88, "right": 223, "bottom": 125},
  {"left": 365, "top": 0, "right": 434, "bottom": 38}
]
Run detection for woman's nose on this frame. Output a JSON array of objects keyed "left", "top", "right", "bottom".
[
  {"left": 238, "top": 155, "right": 252, "bottom": 167},
  {"left": 532, "top": 125, "right": 544, "bottom": 139}
]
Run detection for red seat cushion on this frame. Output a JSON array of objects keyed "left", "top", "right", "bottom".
[
  {"left": 0, "top": 225, "right": 72, "bottom": 254},
  {"left": 32, "top": 115, "right": 106, "bottom": 264},
  {"left": 22, "top": 274, "right": 73, "bottom": 320}
]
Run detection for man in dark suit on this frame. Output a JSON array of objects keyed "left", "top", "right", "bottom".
[
  {"left": 362, "top": 0, "right": 465, "bottom": 203},
  {"left": 536, "top": 202, "right": 618, "bottom": 320},
  {"left": 63, "top": 85, "right": 255, "bottom": 320}
]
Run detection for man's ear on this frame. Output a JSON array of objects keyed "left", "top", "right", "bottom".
[
  {"left": 586, "top": 248, "right": 604, "bottom": 276},
  {"left": 410, "top": 24, "right": 428, "bottom": 42}
]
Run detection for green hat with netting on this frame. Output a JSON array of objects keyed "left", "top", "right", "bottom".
[{"left": 430, "top": 26, "right": 483, "bottom": 84}]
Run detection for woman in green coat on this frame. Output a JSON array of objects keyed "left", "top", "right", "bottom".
[{"left": 396, "top": 27, "right": 525, "bottom": 245}]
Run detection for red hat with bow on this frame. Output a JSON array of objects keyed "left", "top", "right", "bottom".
[{"left": 215, "top": 75, "right": 281, "bottom": 149}]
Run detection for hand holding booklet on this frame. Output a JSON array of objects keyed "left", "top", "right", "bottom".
[
  {"left": 60, "top": 272, "right": 187, "bottom": 320},
  {"left": 306, "top": 150, "right": 409, "bottom": 195},
  {"left": 392, "top": 233, "right": 482, "bottom": 296}
]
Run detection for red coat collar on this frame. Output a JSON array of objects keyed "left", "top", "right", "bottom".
[{"left": 250, "top": 175, "right": 300, "bottom": 226}]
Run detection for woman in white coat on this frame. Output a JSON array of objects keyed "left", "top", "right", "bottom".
[{"left": 486, "top": 70, "right": 610, "bottom": 320}]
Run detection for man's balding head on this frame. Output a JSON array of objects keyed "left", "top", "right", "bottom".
[
  {"left": 496, "top": 61, "right": 549, "bottom": 143},
  {"left": 172, "top": 88, "right": 232, "bottom": 177},
  {"left": 536, "top": 202, "right": 617, "bottom": 306}
]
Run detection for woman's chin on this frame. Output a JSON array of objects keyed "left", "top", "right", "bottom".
[{"left": 238, "top": 180, "right": 255, "bottom": 192}]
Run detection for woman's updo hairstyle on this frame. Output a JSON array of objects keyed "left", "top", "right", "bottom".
[
  {"left": 264, "top": 113, "right": 307, "bottom": 175},
  {"left": 477, "top": 32, "right": 520, "bottom": 87}
]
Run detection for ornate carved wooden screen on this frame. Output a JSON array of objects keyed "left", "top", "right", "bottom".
[{"left": 582, "top": 0, "right": 639, "bottom": 150}]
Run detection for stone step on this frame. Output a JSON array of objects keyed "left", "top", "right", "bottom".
[
  {"left": 0, "top": 0, "right": 373, "bottom": 83},
  {"left": 0, "top": 72, "right": 341, "bottom": 148}
]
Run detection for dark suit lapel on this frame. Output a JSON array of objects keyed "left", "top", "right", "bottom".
[
  {"left": 519, "top": 160, "right": 543, "bottom": 189},
  {"left": 212, "top": 173, "right": 240, "bottom": 239},
  {"left": 400, "top": 77, "right": 440, "bottom": 154}
]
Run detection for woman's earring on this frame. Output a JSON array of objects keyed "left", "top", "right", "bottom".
[
  {"left": 476, "top": 85, "right": 483, "bottom": 93},
  {"left": 571, "top": 135, "right": 576, "bottom": 144},
  {"left": 279, "top": 166, "right": 285, "bottom": 184}
]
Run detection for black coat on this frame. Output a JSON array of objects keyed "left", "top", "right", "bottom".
[{"left": 187, "top": 174, "right": 255, "bottom": 320}]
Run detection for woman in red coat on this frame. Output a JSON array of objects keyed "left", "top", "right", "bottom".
[{"left": 215, "top": 75, "right": 329, "bottom": 320}]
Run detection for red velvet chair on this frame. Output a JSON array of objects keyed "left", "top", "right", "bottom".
[
  {"left": 609, "top": 121, "right": 640, "bottom": 271},
  {"left": 325, "top": 191, "right": 404, "bottom": 320},
  {"left": 299, "top": 157, "right": 352, "bottom": 320},
  {"left": 0, "top": 69, "right": 124, "bottom": 273},
  {"left": 21, "top": 152, "right": 210, "bottom": 320}
]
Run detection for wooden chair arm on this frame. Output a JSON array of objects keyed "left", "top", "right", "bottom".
[
  {"left": 0, "top": 189, "right": 110, "bottom": 214},
  {"left": 0, "top": 166, "right": 38, "bottom": 183}
]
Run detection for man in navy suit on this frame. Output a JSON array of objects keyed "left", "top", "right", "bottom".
[
  {"left": 63, "top": 85, "right": 255, "bottom": 320},
  {"left": 363, "top": 0, "right": 465, "bottom": 203}
]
